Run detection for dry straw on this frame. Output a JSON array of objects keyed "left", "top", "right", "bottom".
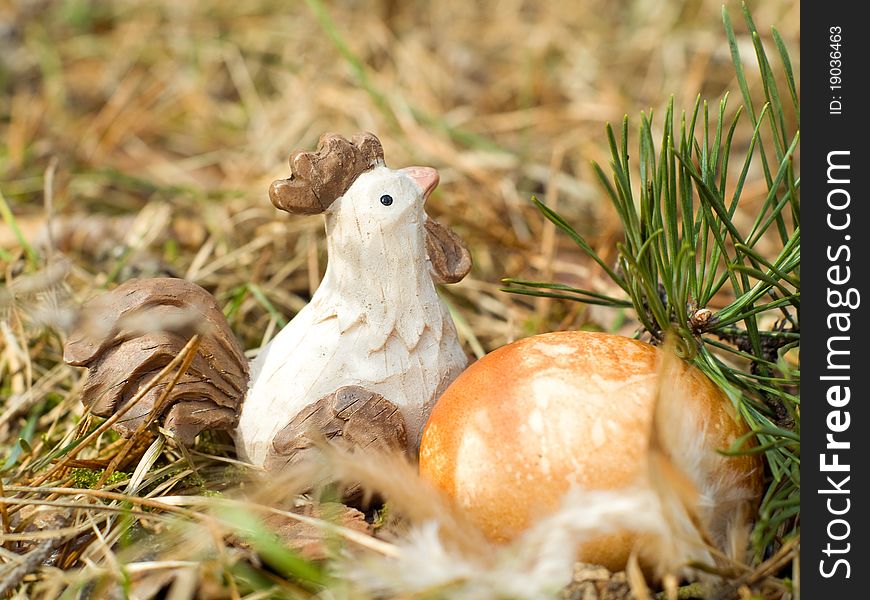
[{"left": 1, "top": 1, "right": 798, "bottom": 598}]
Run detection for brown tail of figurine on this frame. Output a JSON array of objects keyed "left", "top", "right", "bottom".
[{"left": 64, "top": 278, "right": 249, "bottom": 444}]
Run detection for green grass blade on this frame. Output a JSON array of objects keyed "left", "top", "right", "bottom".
[
  {"left": 303, "top": 0, "right": 397, "bottom": 130},
  {"left": 0, "top": 189, "right": 40, "bottom": 267},
  {"left": 219, "top": 508, "right": 326, "bottom": 587},
  {"left": 247, "top": 283, "right": 289, "bottom": 328}
]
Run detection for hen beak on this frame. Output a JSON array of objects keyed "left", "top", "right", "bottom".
[{"left": 400, "top": 166, "right": 440, "bottom": 200}]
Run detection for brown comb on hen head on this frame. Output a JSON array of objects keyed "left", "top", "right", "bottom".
[{"left": 269, "top": 132, "right": 385, "bottom": 215}]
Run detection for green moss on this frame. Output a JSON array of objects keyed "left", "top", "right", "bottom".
[
  {"left": 371, "top": 502, "right": 391, "bottom": 532},
  {"left": 70, "top": 468, "right": 130, "bottom": 489}
]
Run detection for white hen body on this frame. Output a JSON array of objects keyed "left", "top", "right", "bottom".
[{"left": 235, "top": 166, "right": 467, "bottom": 466}]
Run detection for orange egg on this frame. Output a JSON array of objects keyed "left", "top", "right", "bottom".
[{"left": 418, "top": 331, "right": 762, "bottom": 571}]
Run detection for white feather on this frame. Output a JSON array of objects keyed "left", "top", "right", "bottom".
[{"left": 341, "top": 487, "right": 670, "bottom": 600}]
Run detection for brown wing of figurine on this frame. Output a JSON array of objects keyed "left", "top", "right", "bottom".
[
  {"left": 264, "top": 385, "right": 407, "bottom": 472},
  {"left": 64, "top": 278, "right": 249, "bottom": 444}
]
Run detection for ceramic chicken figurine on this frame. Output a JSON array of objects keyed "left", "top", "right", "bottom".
[{"left": 64, "top": 132, "right": 472, "bottom": 470}]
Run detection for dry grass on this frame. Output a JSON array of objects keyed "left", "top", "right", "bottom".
[{"left": 1, "top": 1, "right": 799, "bottom": 598}]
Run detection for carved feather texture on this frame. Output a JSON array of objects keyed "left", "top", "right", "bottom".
[
  {"left": 264, "top": 386, "right": 408, "bottom": 472},
  {"left": 269, "top": 132, "right": 385, "bottom": 215},
  {"left": 64, "top": 278, "right": 249, "bottom": 444}
]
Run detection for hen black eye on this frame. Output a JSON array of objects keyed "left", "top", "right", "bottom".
[{"left": 380, "top": 194, "right": 393, "bottom": 206}]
